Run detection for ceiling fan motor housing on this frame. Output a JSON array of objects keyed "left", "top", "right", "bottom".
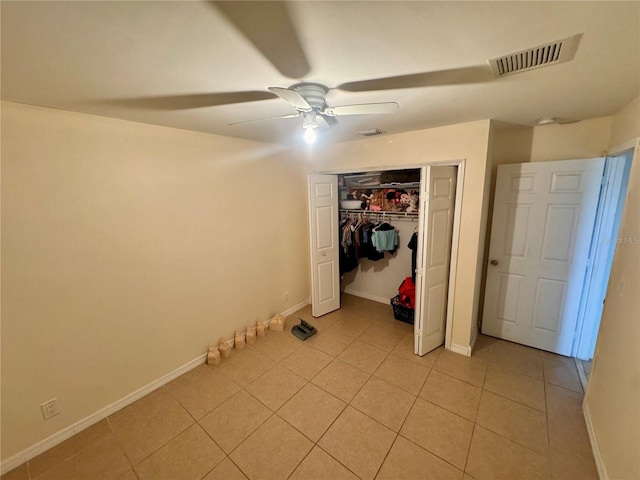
[{"left": 290, "top": 83, "right": 329, "bottom": 111}]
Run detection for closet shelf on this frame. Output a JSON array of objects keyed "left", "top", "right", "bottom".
[
  {"left": 339, "top": 182, "right": 420, "bottom": 190},
  {"left": 339, "top": 208, "right": 419, "bottom": 217}
]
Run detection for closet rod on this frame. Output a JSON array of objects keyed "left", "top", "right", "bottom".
[{"left": 339, "top": 209, "right": 419, "bottom": 220}]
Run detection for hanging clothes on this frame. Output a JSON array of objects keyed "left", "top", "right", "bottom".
[
  {"left": 408, "top": 232, "right": 418, "bottom": 282},
  {"left": 360, "top": 222, "right": 384, "bottom": 261},
  {"left": 339, "top": 215, "right": 403, "bottom": 274},
  {"left": 339, "top": 216, "right": 359, "bottom": 274},
  {"left": 372, "top": 222, "right": 399, "bottom": 252}
]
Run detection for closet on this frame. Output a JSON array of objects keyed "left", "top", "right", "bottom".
[
  {"left": 308, "top": 164, "right": 460, "bottom": 355},
  {"left": 337, "top": 169, "right": 421, "bottom": 311}
]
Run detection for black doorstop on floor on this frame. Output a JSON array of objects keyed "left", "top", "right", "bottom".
[{"left": 291, "top": 318, "right": 317, "bottom": 341}]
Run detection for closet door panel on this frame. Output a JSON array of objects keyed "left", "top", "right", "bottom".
[
  {"left": 415, "top": 166, "right": 457, "bottom": 355},
  {"left": 308, "top": 174, "right": 340, "bottom": 317}
]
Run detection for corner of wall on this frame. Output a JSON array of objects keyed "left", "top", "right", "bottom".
[{"left": 608, "top": 96, "right": 640, "bottom": 151}]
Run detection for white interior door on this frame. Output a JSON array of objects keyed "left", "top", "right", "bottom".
[
  {"left": 415, "top": 166, "right": 458, "bottom": 355},
  {"left": 308, "top": 174, "right": 340, "bottom": 317},
  {"left": 482, "top": 158, "right": 605, "bottom": 355}
]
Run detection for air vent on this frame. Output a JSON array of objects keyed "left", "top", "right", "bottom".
[
  {"left": 489, "top": 33, "right": 582, "bottom": 78},
  {"left": 357, "top": 129, "right": 385, "bottom": 137}
]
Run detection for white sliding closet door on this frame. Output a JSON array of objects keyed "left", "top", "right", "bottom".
[
  {"left": 308, "top": 174, "right": 340, "bottom": 317},
  {"left": 414, "top": 166, "right": 458, "bottom": 355}
]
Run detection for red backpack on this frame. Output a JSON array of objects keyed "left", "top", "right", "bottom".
[{"left": 398, "top": 277, "right": 415, "bottom": 309}]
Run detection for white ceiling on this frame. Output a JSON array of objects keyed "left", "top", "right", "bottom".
[{"left": 2, "top": 1, "right": 639, "bottom": 146}]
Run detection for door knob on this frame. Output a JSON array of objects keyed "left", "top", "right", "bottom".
[{"left": 490, "top": 259, "right": 499, "bottom": 266}]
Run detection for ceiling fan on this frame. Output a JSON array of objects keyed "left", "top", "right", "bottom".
[
  {"left": 229, "top": 82, "right": 399, "bottom": 143},
  {"left": 103, "top": 2, "right": 492, "bottom": 143}
]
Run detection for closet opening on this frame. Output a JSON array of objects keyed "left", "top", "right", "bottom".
[
  {"left": 308, "top": 162, "right": 464, "bottom": 356},
  {"left": 339, "top": 169, "right": 421, "bottom": 306}
]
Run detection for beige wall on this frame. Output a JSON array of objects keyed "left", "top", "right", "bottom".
[
  {"left": 0, "top": 102, "right": 310, "bottom": 459},
  {"left": 307, "top": 120, "right": 493, "bottom": 351},
  {"left": 609, "top": 95, "right": 640, "bottom": 150},
  {"left": 530, "top": 116, "right": 613, "bottom": 162},
  {"left": 584, "top": 98, "right": 640, "bottom": 479}
]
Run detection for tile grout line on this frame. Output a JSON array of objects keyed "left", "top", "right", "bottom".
[
  {"left": 541, "top": 352, "right": 554, "bottom": 476},
  {"left": 380, "top": 359, "right": 480, "bottom": 475},
  {"left": 256, "top": 326, "right": 351, "bottom": 480},
  {"left": 285, "top": 307, "right": 399, "bottom": 480},
  {"left": 17, "top": 296, "right": 589, "bottom": 480},
  {"left": 462, "top": 352, "right": 489, "bottom": 475}
]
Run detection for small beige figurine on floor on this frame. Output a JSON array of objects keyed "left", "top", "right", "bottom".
[
  {"left": 269, "top": 314, "right": 285, "bottom": 331},
  {"left": 218, "top": 337, "right": 232, "bottom": 358},
  {"left": 246, "top": 325, "right": 257, "bottom": 344},
  {"left": 235, "top": 331, "right": 246, "bottom": 349},
  {"left": 256, "top": 320, "right": 266, "bottom": 337},
  {"left": 207, "top": 346, "right": 220, "bottom": 366}
]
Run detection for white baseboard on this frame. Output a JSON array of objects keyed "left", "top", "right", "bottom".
[
  {"left": 470, "top": 328, "right": 478, "bottom": 354},
  {"left": 583, "top": 400, "right": 608, "bottom": 480},
  {"left": 0, "top": 352, "right": 207, "bottom": 475},
  {"left": 343, "top": 288, "right": 390, "bottom": 305},
  {"left": 0, "top": 299, "right": 310, "bottom": 475},
  {"left": 450, "top": 342, "right": 472, "bottom": 357},
  {"left": 280, "top": 298, "right": 311, "bottom": 318}
]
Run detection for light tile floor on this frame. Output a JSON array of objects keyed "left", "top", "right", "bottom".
[{"left": 3, "top": 294, "right": 598, "bottom": 480}]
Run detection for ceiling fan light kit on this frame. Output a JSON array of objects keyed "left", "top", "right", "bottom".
[
  {"left": 303, "top": 112, "right": 318, "bottom": 144},
  {"left": 235, "top": 81, "right": 400, "bottom": 143}
]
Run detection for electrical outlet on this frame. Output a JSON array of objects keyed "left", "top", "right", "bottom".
[
  {"left": 40, "top": 398, "right": 59, "bottom": 420},
  {"left": 284, "top": 291, "right": 289, "bottom": 302}
]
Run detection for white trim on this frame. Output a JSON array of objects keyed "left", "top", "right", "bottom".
[
  {"left": 573, "top": 153, "right": 633, "bottom": 359},
  {"left": 343, "top": 288, "right": 389, "bottom": 305},
  {"left": 450, "top": 342, "right": 472, "bottom": 357},
  {"left": 0, "top": 300, "right": 310, "bottom": 475},
  {"left": 280, "top": 298, "right": 310, "bottom": 318},
  {"left": 469, "top": 327, "right": 478, "bottom": 354},
  {"left": 607, "top": 137, "right": 638, "bottom": 156},
  {"left": 583, "top": 400, "right": 608, "bottom": 480},
  {"left": 444, "top": 160, "right": 465, "bottom": 351},
  {"left": 0, "top": 353, "right": 206, "bottom": 474},
  {"left": 315, "top": 164, "right": 428, "bottom": 175}
]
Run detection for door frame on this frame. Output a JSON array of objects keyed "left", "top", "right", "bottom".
[
  {"left": 573, "top": 143, "right": 635, "bottom": 359},
  {"left": 314, "top": 159, "right": 465, "bottom": 354}
]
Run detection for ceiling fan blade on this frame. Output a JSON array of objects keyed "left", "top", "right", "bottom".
[
  {"left": 323, "top": 102, "right": 399, "bottom": 117},
  {"left": 98, "top": 91, "right": 277, "bottom": 110},
  {"left": 557, "top": 118, "right": 579, "bottom": 125},
  {"left": 535, "top": 116, "right": 579, "bottom": 126},
  {"left": 212, "top": 1, "right": 310, "bottom": 79},
  {"left": 318, "top": 114, "right": 337, "bottom": 128},
  {"left": 316, "top": 115, "right": 334, "bottom": 130},
  {"left": 229, "top": 112, "right": 300, "bottom": 126},
  {"left": 337, "top": 66, "right": 492, "bottom": 92},
  {"left": 268, "top": 87, "right": 312, "bottom": 110}
]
